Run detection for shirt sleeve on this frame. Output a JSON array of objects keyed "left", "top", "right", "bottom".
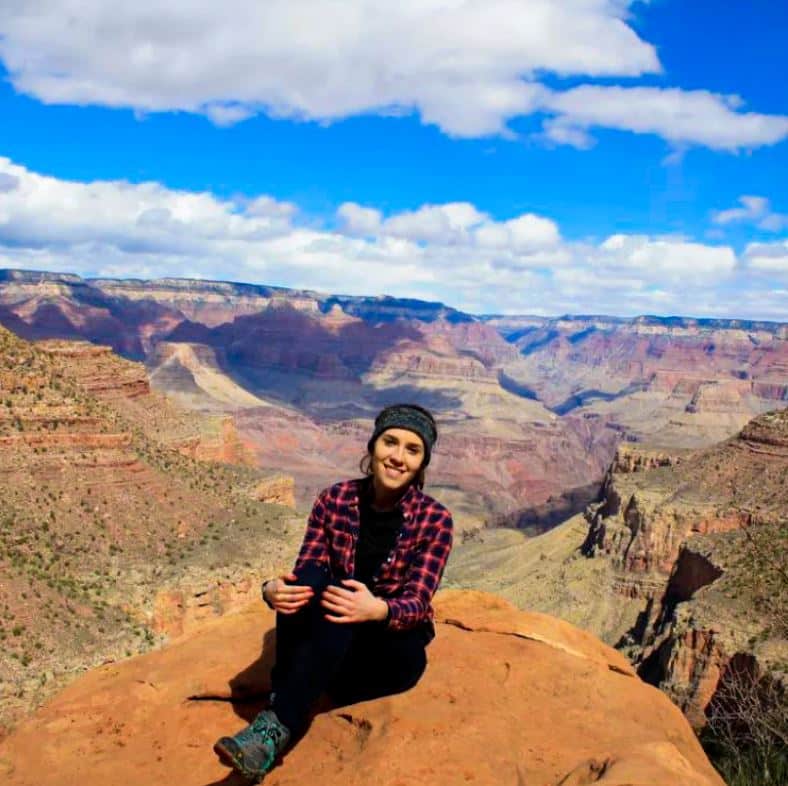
[
  {"left": 385, "top": 506, "right": 453, "bottom": 631},
  {"left": 293, "top": 489, "right": 332, "bottom": 572}
]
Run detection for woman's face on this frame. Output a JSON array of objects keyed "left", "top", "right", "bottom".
[{"left": 371, "top": 427, "right": 425, "bottom": 499}]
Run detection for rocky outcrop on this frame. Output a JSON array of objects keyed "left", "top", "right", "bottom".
[
  {"left": 0, "top": 591, "right": 725, "bottom": 786},
  {"left": 251, "top": 473, "right": 296, "bottom": 507},
  {"left": 0, "top": 326, "right": 297, "bottom": 730},
  {"left": 172, "top": 416, "right": 259, "bottom": 466},
  {"left": 579, "top": 410, "right": 788, "bottom": 723},
  {"left": 450, "top": 412, "right": 787, "bottom": 732},
  {"left": 38, "top": 342, "right": 151, "bottom": 399},
  {"left": 611, "top": 444, "right": 685, "bottom": 474},
  {"left": 151, "top": 575, "right": 260, "bottom": 639}
]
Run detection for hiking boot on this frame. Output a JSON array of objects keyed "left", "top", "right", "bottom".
[{"left": 213, "top": 709, "right": 291, "bottom": 783}]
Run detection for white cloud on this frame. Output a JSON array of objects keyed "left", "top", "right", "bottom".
[
  {"left": 540, "top": 119, "right": 595, "bottom": 150},
  {"left": 0, "top": 157, "right": 784, "bottom": 320},
  {"left": 475, "top": 214, "right": 560, "bottom": 252},
  {"left": 244, "top": 195, "right": 298, "bottom": 220},
  {"left": 0, "top": 1, "right": 655, "bottom": 138},
  {"left": 2, "top": 1, "right": 786, "bottom": 151},
  {"left": 712, "top": 195, "right": 788, "bottom": 232},
  {"left": 744, "top": 241, "right": 788, "bottom": 275},
  {"left": 382, "top": 203, "right": 487, "bottom": 244},
  {"left": 597, "top": 234, "right": 737, "bottom": 280},
  {"left": 337, "top": 203, "right": 383, "bottom": 236},
  {"left": 543, "top": 87, "right": 788, "bottom": 151}
]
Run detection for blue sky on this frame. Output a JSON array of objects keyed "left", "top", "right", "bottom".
[{"left": 0, "top": 0, "right": 786, "bottom": 319}]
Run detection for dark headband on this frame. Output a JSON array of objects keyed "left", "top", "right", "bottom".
[{"left": 367, "top": 404, "right": 438, "bottom": 466}]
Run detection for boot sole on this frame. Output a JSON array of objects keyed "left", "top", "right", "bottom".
[
  {"left": 213, "top": 739, "right": 239, "bottom": 770},
  {"left": 213, "top": 739, "right": 264, "bottom": 782}
]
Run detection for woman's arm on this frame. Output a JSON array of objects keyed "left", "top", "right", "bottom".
[
  {"left": 384, "top": 505, "right": 454, "bottom": 631},
  {"left": 293, "top": 488, "right": 332, "bottom": 572},
  {"left": 261, "top": 489, "right": 332, "bottom": 614}
]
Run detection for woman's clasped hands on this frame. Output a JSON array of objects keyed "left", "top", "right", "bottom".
[{"left": 263, "top": 573, "right": 388, "bottom": 623}]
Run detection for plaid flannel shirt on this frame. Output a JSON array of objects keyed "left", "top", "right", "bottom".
[{"left": 294, "top": 478, "right": 454, "bottom": 633}]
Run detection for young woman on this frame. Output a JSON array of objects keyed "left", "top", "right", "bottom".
[{"left": 214, "top": 403, "right": 454, "bottom": 782}]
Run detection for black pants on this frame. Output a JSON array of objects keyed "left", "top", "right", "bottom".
[{"left": 270, "top": 563, "right": 428, "bottom": 738}]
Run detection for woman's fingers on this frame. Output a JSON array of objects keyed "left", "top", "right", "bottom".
[
  {"left": 275, "top": 597, "right": 311, "bottom": 614},
  {"left": 321, "top": 600, "right": 351, "bottom": 615},
  {"left": 323, "top": 613, "right": 353, "bottom": 624},
  {"left": 278, "top": 586, "right": 313, "bottom": 599}
]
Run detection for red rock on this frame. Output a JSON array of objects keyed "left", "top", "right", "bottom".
[{"left": 0, "top": 591, "right": 724, "bottom": 786}]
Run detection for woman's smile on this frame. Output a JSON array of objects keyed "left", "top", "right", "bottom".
[{"left": 371, "top": 427, "right": 425, "bottom": 503}]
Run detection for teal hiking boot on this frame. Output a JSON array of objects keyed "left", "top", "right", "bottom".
[{"left": 214, "top": 709, "right": 291, "bottom": 783}]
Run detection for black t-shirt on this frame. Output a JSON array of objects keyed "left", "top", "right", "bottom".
[{"left": 354, "top": 496, "right": 402, "bottom": 589}]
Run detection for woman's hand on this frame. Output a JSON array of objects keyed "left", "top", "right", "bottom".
[
  {"left": 263, "top": 572, "right": 314, "bottom": 615},
  {"left": 321, "top": 579, "right": 389, "bottom": 623}
]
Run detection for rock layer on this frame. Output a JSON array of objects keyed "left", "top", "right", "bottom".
[
  {"left": 0, "top": 327, "right": 297, "bottom": 730},
  {"left": 449, "top": 410, "right": 788, "bottom": 727}
]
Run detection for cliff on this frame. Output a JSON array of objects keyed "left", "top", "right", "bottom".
[
  {"left": 0, "top": 591, "right": 724, "bottom": 786},
  {"left": 3, "top": 269, "right": 786, "bottom": 533},
  {"left": 448, "top": 409, "right": 788, "bottom": 727},
  {"left": 0, "top": 327, "right": 299, "bottom": 731},
  {"left": 496, "top": 314, "right": 788, "bottom": 448}
]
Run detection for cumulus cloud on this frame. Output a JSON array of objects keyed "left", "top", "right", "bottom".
[
  {"left": 597, "top": 234, "right": 737, "bottom": 280},
  {"left": 712, "top": 196, "right": 788, "bottom": 232},
  {"left": 382, "top": 203, "right": 487, "bottom": 244},
  {"left": 337, "top": 203, "right": 383, "bottom": 237},
  {"left": 2, "top": 1, "right": 786, "bottom": 150},
  {"left": 543, "top": 87, "right": 788, "bottom": 151},
  {"left": 744, "top": 241, "right": 788, "bottom": 275},
  {"left": 0, "top": 157, "right": 784, "bottom": 319}
]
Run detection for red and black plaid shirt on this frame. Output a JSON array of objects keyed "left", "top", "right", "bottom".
[{"left": 294, "top": 478, "right": 454, "bottom": 632}]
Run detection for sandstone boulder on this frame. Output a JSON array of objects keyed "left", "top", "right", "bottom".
[{"left": 0, "top": 591, "right": 724, "bottom": 786}]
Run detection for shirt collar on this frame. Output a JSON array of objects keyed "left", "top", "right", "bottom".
[{"left": 353, "top": 476, "right": 420, "bottom": 513}]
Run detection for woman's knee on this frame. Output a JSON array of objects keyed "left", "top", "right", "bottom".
[{"left": 290, "top": 563, "right": 331, "bottom": 593}]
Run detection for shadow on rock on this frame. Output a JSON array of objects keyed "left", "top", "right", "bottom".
[{"left": 189, "top": 628, "right": 276, "bottom": 725}]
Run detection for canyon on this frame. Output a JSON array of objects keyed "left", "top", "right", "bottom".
[
  {"left": 0, "top": 267, "right": 786, "bottom": 761},
  {"left": 447, "top": 408, "right": 788, "bottom": 728},
  {"left": 2, "top": 269, "right": 786, "bottom": 531},
  {"left": 0, "top": 325, "right": 301, "bottom": 732}
]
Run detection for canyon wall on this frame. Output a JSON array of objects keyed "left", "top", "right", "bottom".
[
  {"left": 0, "top": 327, "right": 300, "bottom": 731},
  {"left": 447, "top": 408, "right": 787, "bottom": 726}
]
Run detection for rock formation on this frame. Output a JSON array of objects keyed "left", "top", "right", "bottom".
[
  {"left": 448, "top": 409, "right": 788, "bottom": 727},
  {"left": 495, "top": 314, "right": 788, "bottom": 447},
  {"left": 0, "top": 327, "right": 299, "bottom": 731},
  {"left": 3, "top": 269, "right": 786, "bottom": 532},
  {"left": 0, "top": 592, "right": 725, "bottom": 786}
]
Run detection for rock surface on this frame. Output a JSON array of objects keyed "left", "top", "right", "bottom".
[{"left": 0, "top": 591, "right": 725, "bottom": 786}]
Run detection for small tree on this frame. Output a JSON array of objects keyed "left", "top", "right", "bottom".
[{"left": 703, "top": 654, "right": 788, "bottom": 786}]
